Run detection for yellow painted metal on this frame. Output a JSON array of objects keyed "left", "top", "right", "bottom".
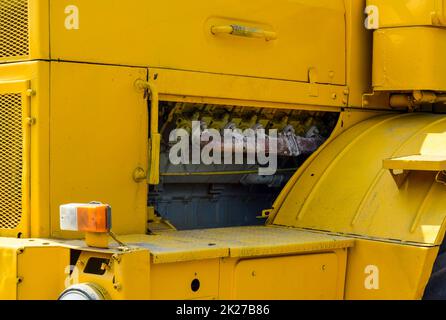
[
  {"left": 1, "top": 0, "right": 445, "bottom": 301},
  {"left": 134, "top": 80, "right": 161, "bottom": 185},
  {"left": 0, "top": 0, "right": 380, "bottom": 110},
  {"left": 267, "top": 110, "right": 388, "bottom": 225},
  {"left": 0, "top": 61, "right": 149, "bottom": 238},
  {"left": 0, "top": 226, "right": 439, "bottom": 300},
  {"left": 0, "top": 238, "right": 69, "bottom": 300},
  {"left": 0, "top": 245, "right": 18, "bottom": 299},
  {"left": 116, "top": 226, "right": 353, "bottom": 264},
  {"left": 384, "top": 133, "right": 446, "bottom": 171},
  {"left": 85, "top": 233, "right": 109, "bottom": 249},
  {"left": 151, "top": 259, "right": 220, "bottom": 300},
  {"left": 368, "top": 1, "right": 446, "bottom": 92},
  {"left": 48, "top": 0, "right": 346, "bottom": 85},
  {"left": 345, "top": 239, "right": 438, "bottom": 300},
  {"left": 232, "top": 252, "right": 346, "bottom": 300},
  {"left": 345, "top": 0, "right": 374, "bottom": 108},
  {"left": 150, "top": 67, "right": 347, "bottom": 111},
  {"left": 373, "top": 27, "right": 446, "bottom": 92},
  {"left": 50, "top": 62, "right": 148, "bottom": 238},
  {"left": 0, "top": 62, "right": 51, "bottom": 238},
  {"left": 367, "top": 0, "right": 446, "bottom": 27},
  {"left": 384, "top": 155, "right": 446, "bottom": 172},
  {"left": 273, "top": 113, "right": 446, "bottom": 246},
  {"left": 210, "top": 25, "right": 278, "bottom": 41},
  {"left": 73, "top": 250, "right": 151, "bottom": 300},
  {"left": 148, "top": 134, "right": 161, "bottom": 186},
  {"left": 66, "top": 226, "right": 351, "bottom": 300},
  {"left": 2, "top": 0, "right": 347, "bottom": 85}
]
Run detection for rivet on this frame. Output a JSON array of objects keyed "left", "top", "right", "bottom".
[
  {"left": 26, "top": 89, "right": 36, "bottom": 97},
  {"left": 112, "top": 254, "right": 122, "bottom": 264},
  {"left": 113, "top": 283, "right": 122, "bottom": 291},
  {"left": 26, "top": 117, "right": 37, "bottom": 126}
]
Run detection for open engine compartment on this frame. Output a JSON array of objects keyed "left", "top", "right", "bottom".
[{"left": 150, "top": 102, "right": 339, "bottom": 230}]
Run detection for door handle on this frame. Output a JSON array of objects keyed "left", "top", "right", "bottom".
[{"left": 211, "top": 24, "right": 277, "bottom": 41}]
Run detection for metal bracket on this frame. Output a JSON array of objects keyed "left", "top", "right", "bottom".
[{"left": 389, "top": 169, "right": 411, "bottom": 188}]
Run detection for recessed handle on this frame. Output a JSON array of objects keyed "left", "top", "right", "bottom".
[{"left": 211, "top": 24, "right": 277, "bottom": 41}]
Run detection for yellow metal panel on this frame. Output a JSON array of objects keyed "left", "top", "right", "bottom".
[
  {"left": 345, "top": 0, "right": 374, "bottom": 108},
  {"left": 267, "top": 110, "right": 389, "bottom": 225},
  {"left": 373, "top": 27, "right": 446, "bottom": 91},
  {"left": 0, "top": 246, "right": 18, "bottom": 300},
  {"left": 121, "top": 234, "right": 229, "bottom": 265},
  {"left": 118, "top": 227, "right": 353, "bottom": 264},
  {"left": 151, "top": 68, "right": 346, "bottom": 110},
  {"left": 50, "top": 62, "right": 148, "bottom": 238},
  {"left": 232, "top": 252, "right": 346, "bottom": 300},
  {"left": 17, "top": 246, "right": 69, "bottom": 300},
  {"left": 0, "top": 62, "right": 51, "bottom": 238},
  {"left": 75, "top": 250, "right": 151, "bottom": 300},
  {"left": 151, "top": 259, "right": 220, "bottom": 300},
  {"left": 28, "top": 0, "right": 50, "bottom": 61},
  {"left": 0, "top": 238, "right": 69, "bottom": 300},
  {"left": 384, "top": 155, "right": 446, "bottom": 172},
  {"left": 384, "top": 133, "right": 446, "bottom": 171},
  {"left": 274, "top": 113, "right": 446, "bottom": 245},
  {"left": 113, "top": 250, "right": 151, "bottom": 300},
  {"left": 345, "top": 239, "right": 438, "bottom": 300},
  {"left": 367, "top": 0, "right": 446, "bottom": 27},
  {"left": 49, "top": 0, "right": 345, "bottom": 85}
]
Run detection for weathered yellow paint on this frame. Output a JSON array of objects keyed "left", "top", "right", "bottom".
[
  {"left": 151, "top": 259, "right": 220, "bottom": 300},
  {"left": 73, "top": 250, "right": 151, "bottom": 300},
  {"left": 384, "top": 155, "right": 446, "bottom": 172},
  {"left": 344, "top": 239, "right": 438, "bottom": 300},
  {"left": 0, "top": 246, "right": 17, "bottom": 300},
  {"left": 150, "top": 67, "right": 347, "bottom": 111},
  {"left": 273, "top": 114, "right": 446, "bottom": 245},
  {"left": 117, "top": 226, "right": 354, "bottom": 264},
  {"left": 0, "top": 62, "right": 50, "bottom": 238},
  {"left": 49, "top": 0, "right": 346, "bottom": 85},
  {"left": 267, "top": 109, "right": 389, "bottom": 225},
  {"left": 373, "top": 27, "right": 446, "bottom": 92},
  {"left": 232, "top": 252, "right": 347, "bottom": 300},
  {"left": 17, "top": 246, "right": 69, "bottom": 300},
  {"left": 64, "top": 226, "right": 352, "bottom": 300},
  {"left": 367, "top": 0, "right": 446, "bottom": 27},
  {"left": 0, "top": 238, "right": 69, "bottom": 300},
  {"left": 0, "top": 62, "right": 149, "bottom": 238},
  {"left": 1, "top": 0, "right": 446, "bottom": 301},
  {"left": 49, "top": 62, "right": 148, "bottom": 238},
  {"left": 384, "top": 133, "right": 446, "bottom": 171}
]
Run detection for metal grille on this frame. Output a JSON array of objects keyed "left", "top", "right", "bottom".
[
  {"left": 0, "top": 93, "right": 23, "bottom": 229},
  {"left": 0, "top": 0, "right": 29, "bottom": 59}
]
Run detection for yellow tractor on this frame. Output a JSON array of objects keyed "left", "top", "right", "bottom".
[{"left": 1, "top": 0, "right": 446, "bottom": 300}]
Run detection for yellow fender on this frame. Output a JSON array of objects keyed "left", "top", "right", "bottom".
[{"left": 271, "top": 113, "right": 446, "bottom": 299}]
